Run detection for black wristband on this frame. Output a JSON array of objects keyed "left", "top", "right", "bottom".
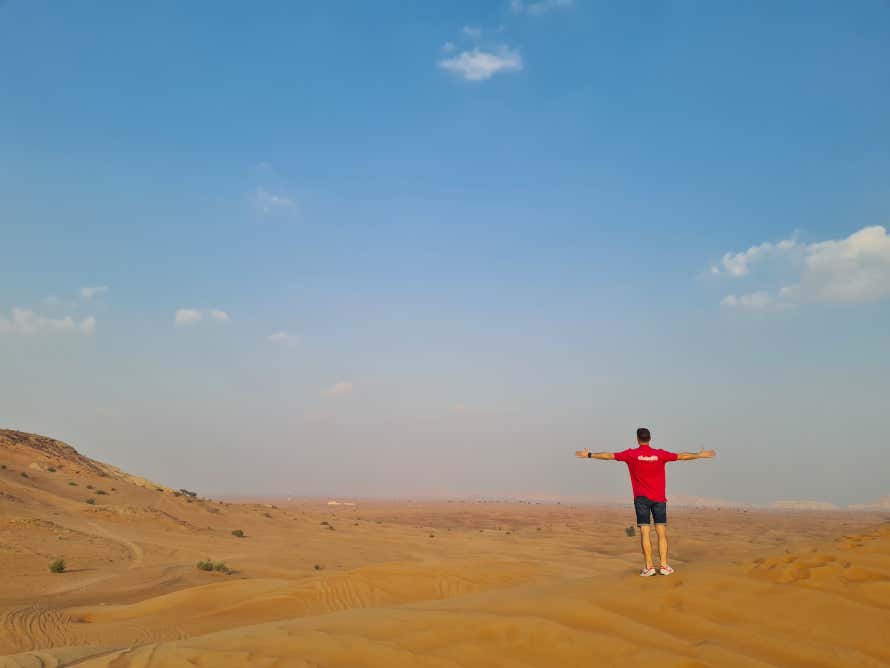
[{"left": 587, "top": 452, "right": 592, "bottom": 458}]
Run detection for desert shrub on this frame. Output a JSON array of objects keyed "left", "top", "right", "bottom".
[
  {"left": 173, "top": 491, "right": 182, "bottom": 497},
  {"left": 48, "top": 467, "right": 56, "bottom": 472},
  {"left": 20, "top": 472, "right": 28, "bottom": 478},
  {"left": 155, "top": 487, "right": 164, "bottom": 492},
  {"left": 49, "top": 559, "right": 66, "bottom": 573},
  {"left": 1, "top": 464, "right": 6, "bottom": 469},
  {"left": 314, "top": 564, "right": 323, "bottom": 571},
  {"left": 68, "top": 481, "right": 78, "bottom": 486},
  {"left": 231, "top": 529, "right": 245, "bottom": 538},
  {"left": 86, "top": 498, "right": 95, "bottom": 505},
  {"left": 95, "top": 489, "right": 107, "bottom": 495},
  {"left": 86, "top": 484, "right": 93, "bottom": 489},
  {"left": 110, "top": 487, "right": 116, "bottom": 491},
  {"left": 320, "top": 521, "right": 329, "bottom": 526},
  {"left": 197, "top": 560, "right": 231, "bottom": 574},
  {"left": 179, "top": 489, "right": 197, "bottom": 498},
  {"left": 625, "top": 526, "right": 636, "bottom": 537}
]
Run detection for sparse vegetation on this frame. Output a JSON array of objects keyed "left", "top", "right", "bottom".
[
  {"left": 20, "top": 471, "right": 28, "bottom": 478},
  {"left": 179, "top": 489, "right": 198, "bottom": 498},
  {"left": 231, "top": 529, "right": 245, "bottom": 538},
  {"left": 86, "top": 498, "right": 95, "bottom": 505},
  {"left": 1, "top": 464, "right": 6, "bottom": 469},
  {"left": 197, "top": 560, "right": 232, "bottom": 574},
  {"left": 48, "top": 467, "right": 56, "bottom": 472},
  {"left": 314, "top": 564, "right": 323, "bottom": 571},
  {"left": 625, "top": 526, "right": 636, "bottom": 537},
  {"left": 68, "top": 481, "right": 78, "bottom": 486},
  {"left": 95, "top": 489, "right": 107, "bottom": 495},
  {"left": 86, "top": 484, "right": 93, "bottom": 489},
  {"left": 320, "top": 521, "right": 329, "bottom": 526},
  {"left": 49, "top": 559, "right": 66, "bottom": 573}
]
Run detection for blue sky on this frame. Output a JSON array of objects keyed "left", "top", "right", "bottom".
[{"left": 2, "top": 1, "right": 889, "bottom": 504}]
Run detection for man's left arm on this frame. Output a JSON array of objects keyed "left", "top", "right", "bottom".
[{"left": 575, "top": 448, "right": 616, "bottom": 460}]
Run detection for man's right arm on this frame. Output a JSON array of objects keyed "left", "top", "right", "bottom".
[{"left": 676, "top": 448, "right": 716, "bottom": 461}]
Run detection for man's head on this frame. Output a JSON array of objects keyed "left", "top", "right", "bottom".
[{"left": 636, "top": 427, "right": 651, "bottom": 445}]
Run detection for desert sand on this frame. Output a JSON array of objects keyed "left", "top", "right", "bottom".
[{"left": 1, "top": 429, "right": 888, "bottom": 667}]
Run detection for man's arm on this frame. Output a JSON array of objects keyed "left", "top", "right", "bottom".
[
  {"left": 676, "top": 448, "right": 716, "bottom": 461},
  {"left": 574, "top": 448, "right": 615, "bottom": 460}
]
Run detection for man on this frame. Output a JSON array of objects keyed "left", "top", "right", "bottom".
[{"left": 575, "top": 427, "right": 716, "bottom": 577}]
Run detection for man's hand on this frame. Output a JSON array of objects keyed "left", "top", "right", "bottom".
[
  {"left": 699, "top": 448, "right": 716, "bottom": 458},
  {"left": 575, "top": 448, "right": 591, "bottom": 459}
]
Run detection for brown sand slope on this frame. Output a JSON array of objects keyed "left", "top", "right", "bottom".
[{"left": 2, "top": 429, "right": 888, "bottom": 667}]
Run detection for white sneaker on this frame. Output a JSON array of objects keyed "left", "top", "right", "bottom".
[
  {"left": 640, "top": 567, "right": 657, "bottom": 577},
  {"left": 659, "top": 565, "right": 674, "bottom": 575}
]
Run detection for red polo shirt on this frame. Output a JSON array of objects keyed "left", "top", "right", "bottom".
[{"left": 613, "top": 445, "right": 679, "bottom": 503}]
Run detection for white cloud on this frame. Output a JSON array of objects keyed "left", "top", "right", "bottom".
[
  {"left": 174, "top": 309, "right": 203, "bottom": 327},
  {"left": 80, "top": 316, "right": 96, "bottom": 335},
  {"left": 711, "top": 239, "right": 798, "bottom": 277},
  {"left": 0, "top": 308, "right": 96, "bottom": 335},
  {"left": 174, "top": 308, "right": 231, "bottom": 327},
  {"left": 268, "top": 331, "right": 299, "bottom": 346},
  {"left": 461, "top": 25, "right": 482, "bottom": 40},
  {"left": 251, "top": 187, "right": 297, "bottom": 215},
  {"left": 439, "top": 46, "right": 523, "bottom": 81},
  {"left": 721, "top": 291, "right": 776, "bottom": 310},
  {"left": 511, "top": 0, "right": 573, "bottom": 16},
  {"left": 79, "top": 286, "right": 109, "bottom": 299},
  {"left": 717, "top": 225, "right": 890, "bottom": 308},
  {"left": 322, "top": 381, "right": 353, "bottom": 398}
]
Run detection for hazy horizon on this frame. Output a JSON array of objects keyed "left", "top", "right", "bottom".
[{"left": 2, "top": 1, "right": 889, "bottom": 507}]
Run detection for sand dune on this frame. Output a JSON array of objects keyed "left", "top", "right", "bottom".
[{"left": 2, "top": 429, "right": 888, "bottom": 667}]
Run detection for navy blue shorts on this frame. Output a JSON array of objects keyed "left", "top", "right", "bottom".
[{"left": 634, "top": 496, "right": 667, "bottom": 526}]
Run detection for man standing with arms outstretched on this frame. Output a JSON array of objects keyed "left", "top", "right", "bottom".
[{"left": 576, "top": 428, "right": 716, "bottom": 576}]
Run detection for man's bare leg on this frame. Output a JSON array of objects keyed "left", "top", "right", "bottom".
[
  {"left": 655, "top": 524, "right": 668, "bottom": 567},
  {"left": 639, "top": 525, "right": 654, "bottom": 569}
]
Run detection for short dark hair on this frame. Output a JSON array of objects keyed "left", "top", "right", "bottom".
[{"left": 636, "top": 427, "right": 651, "bottom": 443}]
